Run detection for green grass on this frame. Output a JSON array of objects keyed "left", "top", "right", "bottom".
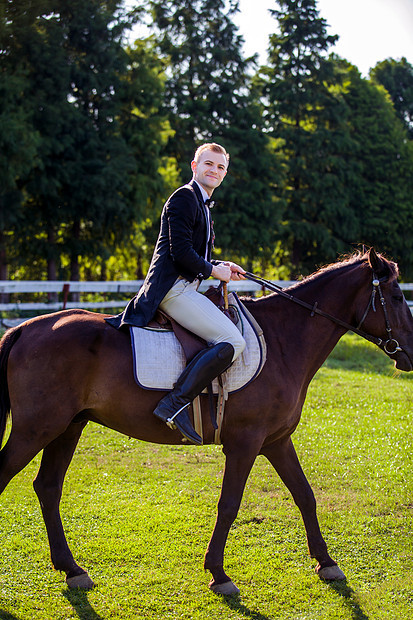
[{"left": 0, "top": 333, "right": 412, "bottom": 619}]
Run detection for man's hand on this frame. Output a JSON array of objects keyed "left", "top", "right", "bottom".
[
  {"left": 226, "top": 261, "right": 246, "bottom": 281},
  {"left": 211, "top": 263, "right": 232, "bottom": 282},
  {"left": 211, "top": 261, "right": 246, "bottom": 282}
]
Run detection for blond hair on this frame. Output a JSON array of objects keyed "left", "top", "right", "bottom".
[{"left": 193, "top": 143, "right": 230, "bottom": 164}]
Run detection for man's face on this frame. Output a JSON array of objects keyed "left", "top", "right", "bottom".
[{"left": 191, "top": 150, "right": 228, "bottom": 195}]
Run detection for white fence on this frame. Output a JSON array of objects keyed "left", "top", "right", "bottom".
[{"left": 0, "top": 279, "right": 294, "bottom": 315}]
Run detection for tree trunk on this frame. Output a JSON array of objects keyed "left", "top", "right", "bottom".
[
  {"left": 0, "top": 231, "right": 10, "bottom": 304},
  {"left": 69, "top": 220, "right": 80, "bottom": 302},
  {"left": 47, "top": 228, "right": 58, "bottom": 303},
  {"left": 136, "top": 251, "right": 144, "bottom": 280}
]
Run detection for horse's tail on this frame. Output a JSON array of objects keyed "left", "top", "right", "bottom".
[{"left": 0, "top": 326, "right": 22, "bottom": 447}]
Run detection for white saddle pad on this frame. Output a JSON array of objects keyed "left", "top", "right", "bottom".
[{"left": 130, "top": 293, "right": 267, "bottom": 394}]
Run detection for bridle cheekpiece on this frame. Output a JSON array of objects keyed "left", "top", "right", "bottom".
[{"left": 357, "top": 275, "right": 402, "bottom": 356}]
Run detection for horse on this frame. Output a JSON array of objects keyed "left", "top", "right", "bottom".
[{"left": 0, "top": 247, "right": 412, "bottom": 595}]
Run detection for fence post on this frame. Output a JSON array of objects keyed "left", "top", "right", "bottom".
[{"left": 62, "top": 283, "right": 70, "bottom": 310}]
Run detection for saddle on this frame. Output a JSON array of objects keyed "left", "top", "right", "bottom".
[
  {"left": 147, "top": 285, "right": 238, "bottom": 362},
  {"left": 132, "top": 288, "right": 267, "bottom": 443}
]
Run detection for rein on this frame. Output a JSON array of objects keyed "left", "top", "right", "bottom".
[{"left": 243, "top": 272, "right": 402, "bottom": 356}]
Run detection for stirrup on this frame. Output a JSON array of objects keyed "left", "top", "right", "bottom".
[{"left": 166, "top": 402, "right": 190, "bottom": 429}]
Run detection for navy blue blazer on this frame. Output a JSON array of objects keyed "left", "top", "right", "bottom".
[{"left": 106, "top": 180, "right": 217, "bottom": 329}]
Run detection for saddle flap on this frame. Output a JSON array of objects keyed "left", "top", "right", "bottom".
[{"left": 131, "top": 293, "right": 267, "bottom": 395}]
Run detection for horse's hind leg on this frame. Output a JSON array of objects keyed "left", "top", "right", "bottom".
[
  {"left": 0, "top": 431, "right": 48, "bottom": 495},
  {"left": 33, "top": 421, "right": 94, "bottom": 589},
  {"left": 261, "top": 438, "right": 346, "bottom": 581}
]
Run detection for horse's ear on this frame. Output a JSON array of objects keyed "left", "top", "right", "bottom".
[{"left": 368, "top": 247, "right": 390, "bottom": 279}]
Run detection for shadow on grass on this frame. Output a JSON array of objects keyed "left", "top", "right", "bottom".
[
  {"left": 221, "top": 594, "right": 272, "bottom": 620},
  {"left": 63, "top": 588, "right": 104, "bottom": 620},
  {"left": 328, "top": 580, "right": 370, "bottom": 620},
  {"left": 0, "top": 611, "right": 20, "bottom": 620}
]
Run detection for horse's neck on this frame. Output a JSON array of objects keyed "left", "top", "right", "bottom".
[{"left": 249, "top": 270, "right": 365, "bottom": 378}]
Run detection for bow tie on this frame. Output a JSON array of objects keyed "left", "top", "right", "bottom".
[{"left": 205, "top": 199, "right": 215, "bottom": 209}]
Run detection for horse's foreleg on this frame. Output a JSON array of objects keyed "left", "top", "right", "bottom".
[
  {"left": 261, "top": 438, "right": 346, "bottom": 581},
  {"left": 33, "top": 421, "right": 94, "bottom": 589},
  {"left": 204, "top": 441, "right": 259, "bottom": 595}
]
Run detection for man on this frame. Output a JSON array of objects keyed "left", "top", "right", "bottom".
[{"left": 106, "top": 143, "right": 246, "bottom": 445}]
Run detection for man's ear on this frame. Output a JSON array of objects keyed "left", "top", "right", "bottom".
[{"left": 191, "top": 160, "right": 197, "bottom": 174}]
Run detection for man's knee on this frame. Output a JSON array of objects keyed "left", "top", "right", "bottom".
[{"left": 231, "top": 334, "right": 246, "bottom": 361}]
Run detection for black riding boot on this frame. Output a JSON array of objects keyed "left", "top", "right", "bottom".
[{"left": 153, "top": 342, "right": 234, "bottom": 445}]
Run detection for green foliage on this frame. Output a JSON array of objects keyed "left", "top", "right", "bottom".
[
  {"left": 149, "top": 0, "right": 250, "bottom": 167},
  {"left": 1, "top": 0, "right": 413, "bottom": 282},
  {"left": 370, "top": 57, "right": 413, "bottom": 138},
  {"left": 0, "top": 2, "right": 42, "bottom": 278},
  {"left": 335, "top": 59, "right": 413, "bottom": 279},
  {"left": 261, "top": 1, "right": 413, "bottom": 278},
  {"left": 148, "top": 0, "right": 285, "bottom": 267},
  {"left": 263, "top": 0, "right": 357, "bottom": 275},
  {"left": 0, "top": 0, "right": 169, "bottom": 281},
  {"left": 0, "top": 335, "right": 411, "bottom": 618},
  {"left": 21, "top": 0, "right": 139, "bottom": 279}
]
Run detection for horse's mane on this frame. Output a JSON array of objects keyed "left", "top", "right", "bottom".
[
  {"left": 289, "top": 250, "right": 399, "bottom": 290},
  {"left": 241, "top": 250, "right": 399, "bottom": 304}
]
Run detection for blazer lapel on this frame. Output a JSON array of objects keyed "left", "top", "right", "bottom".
[{"left": 190, "top": 180, "right": 210, "bottom": 253}]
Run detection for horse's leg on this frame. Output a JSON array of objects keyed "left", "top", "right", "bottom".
[
  {"left": 204, "top": 440, "right": 260, "bottom": 595},
  {"left": 261, "top": 437, "right": 346, "bottom": 581},
  {"left": 0, "top": 431, "right": 52, "bottom": 494},
  {"left": 32, "top": 421, "right": 94, "bottom": 589}
]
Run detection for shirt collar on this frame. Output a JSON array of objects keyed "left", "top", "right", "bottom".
[{"left": 194, "top": 180, "right": 210, "bottom": 204}]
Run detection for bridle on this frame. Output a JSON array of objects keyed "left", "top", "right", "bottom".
[{"left": 243, "top": 271, "right": 403, "bottom": 357}]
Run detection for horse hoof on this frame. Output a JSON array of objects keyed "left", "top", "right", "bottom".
[
  {"left": 209, "top": 580, "right": 240, "bottom": 596},
  {"left": 66, "top": 572, "right": 95, "bottom": 589},
  {"left": 316, "top": 565, "right": 346, "bottom": 581}
]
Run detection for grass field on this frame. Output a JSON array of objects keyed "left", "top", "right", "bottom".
[{"left": 0, "top": 333, "right": 411, "bottom": 619}]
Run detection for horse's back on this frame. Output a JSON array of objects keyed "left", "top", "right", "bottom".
[{"left": 10, "top": 309, "right": 120, "bottom": 346}]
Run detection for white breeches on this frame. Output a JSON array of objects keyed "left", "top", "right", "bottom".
[{"left": 159, "top": 278, "right": 246, "bottom": 362}]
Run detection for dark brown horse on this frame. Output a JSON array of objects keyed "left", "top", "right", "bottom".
[{"left": 0, "top": 248, "right": 412, "bottom": 594}]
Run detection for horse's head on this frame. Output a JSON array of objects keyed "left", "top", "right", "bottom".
[{"left": 361, "top": 248, "right": 413, "bottom": 372}]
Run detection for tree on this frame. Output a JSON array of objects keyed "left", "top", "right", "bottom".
[
  {"left": 147, "top": 0, "right": 285, "bottom": 268},
  {"left": 22, "top": 0, "right": 139, "bottom": 283},
  {"left": 370, "top": 57, "right": 413, "bottom": 139},
  {"left": 105, "top": 36, "right": 179, "bottom": 279},
  {"left": 0, "top": 1, "right": 40, "bottom": 287},
  {"left": 262, "top": 0, "right": 360, "bottom": 275},
  {"left": 0, "top": 0, "right": 172, "bottom": 284},
  {"left": 336, "top": 59, "right": 413, "bottom": 278}
]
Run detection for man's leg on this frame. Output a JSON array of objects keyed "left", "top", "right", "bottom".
[
  {"left": 153, "top": 279, "right": 246, "bottom": 444},
  {"left": 159, "top": 279, "right": 246, "bottom": 360}
]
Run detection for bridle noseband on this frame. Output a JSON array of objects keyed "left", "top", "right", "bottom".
[
  {"left": 243, "top": 271, "right": 403, "bottom": 357},
  {"left": 357, "top": 276, "right": 402, "bottom": 355}
]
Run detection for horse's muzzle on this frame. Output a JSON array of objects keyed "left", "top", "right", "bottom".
[{"left": 392, "top": 349, "right": 413, "bottom": 372}]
